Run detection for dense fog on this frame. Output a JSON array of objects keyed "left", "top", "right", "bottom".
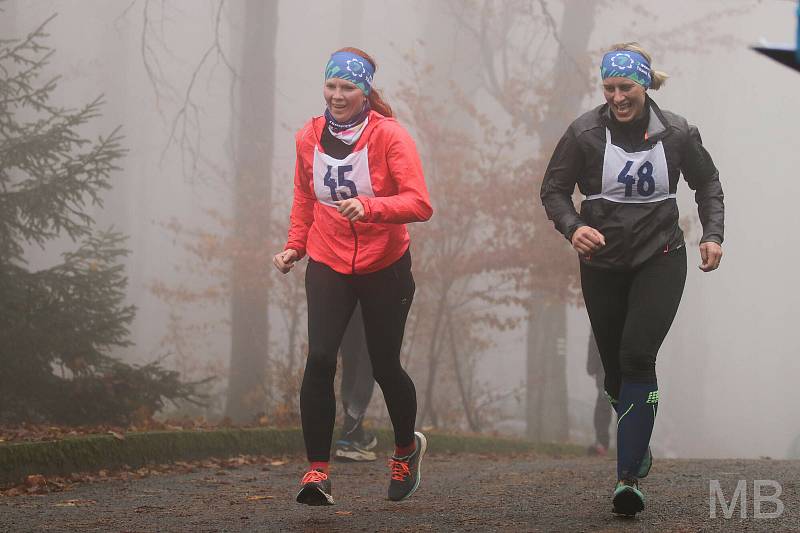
[{"left": 4, "top": 0, "right": 799, "bottom": 459}]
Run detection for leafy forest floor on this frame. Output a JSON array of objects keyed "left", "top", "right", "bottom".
[
  {"left": 0, "top": 419, "right": 225, "bottom": 444},
  {"left": 2, "top": 453, "right": 798, "bottom": 532},
  {"left": 1, "top": 425, "right": 796, "bottom": 531},
  {"left": 0, "top": 424, "right": 578, "bottom": 495}
]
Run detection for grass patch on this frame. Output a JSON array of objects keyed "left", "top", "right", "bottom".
[
  {"left": 0, "top": 427, "right": 583, "bottom": 487},
  {"left": 370, "top": 428, "right": 584, "bottom": 456}
]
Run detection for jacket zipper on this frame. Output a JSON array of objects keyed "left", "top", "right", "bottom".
[{"left": 350, "top": 221, "right": 358, "bottom": 274}]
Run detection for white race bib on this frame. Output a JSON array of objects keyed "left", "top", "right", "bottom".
[
  {"left": 586, "top": 128, "right": 673, "bottom": 203},
  {"left": 312, "top": 146, "right": 375, "bottom": 207}
]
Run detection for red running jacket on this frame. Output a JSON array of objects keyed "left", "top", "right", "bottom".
[{"left": 284, "top": 110, "right": 432, "bottom": 274}]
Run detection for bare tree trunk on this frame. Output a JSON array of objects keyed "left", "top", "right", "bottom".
[
  {"left": 413, "top": 1, "right": 484, "bottom": 430},
  {"left": 448, "top": 316, "right": 479, "bottom": 432},
  {"left": 525, "top": 0, "right": 597, "bottom": 442},
  {"left": 526, "top": 296, "right": 567, "bottom": 440},
  {"left": 225, "top": 0, "right": 277, "bottom": 422},
  {"left": 418, "top": 286, "right": 449, "bottom": 428}
]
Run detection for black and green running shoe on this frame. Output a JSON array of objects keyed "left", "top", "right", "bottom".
[
  {"left": 637, "top": 446, "right": 652, "bottom": 478},
  {"left": 612, "top": 479, "right": 645, "bottom": 516}
]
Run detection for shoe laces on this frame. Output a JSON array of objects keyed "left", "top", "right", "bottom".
[
  {"left": 389, "top": 458, "right": 411, "bottom": 481},
  {"left": 301, "top": 470, "right": 328, "bottom": 484}
]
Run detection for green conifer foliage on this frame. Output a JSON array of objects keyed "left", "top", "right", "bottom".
[{"left": 0, "top": 17, "right": 204, "bottom": 424}]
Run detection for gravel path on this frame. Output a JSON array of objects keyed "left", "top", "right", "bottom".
[{"left": 1, "top": 453, "right": 797, "bottom": 532}]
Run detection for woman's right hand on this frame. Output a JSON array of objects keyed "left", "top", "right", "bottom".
[
  {"left": 571, "top": 226, "right": 606, "bottom": 256},
  {"left": 273, "top": 249, "right": 299, "bottom": 274}
]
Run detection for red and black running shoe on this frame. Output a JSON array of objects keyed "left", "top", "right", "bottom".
[
  {"left": 296, "top": 469, "right": 334, "bottom": 506},
  {"left": 387, "top": 431, "right": 427, "bottom": 501}
]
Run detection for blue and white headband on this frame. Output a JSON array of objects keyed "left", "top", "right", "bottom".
[
  {"left": 324, "top": 51, "right": 375, "bottom": 95},
  {"left": 601, "top": 50, "right": 652, "bottom": 89}
]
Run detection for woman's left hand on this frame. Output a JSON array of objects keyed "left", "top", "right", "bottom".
[
  {"left": 699, "top": 241, "right": 723, "bottom": 272},
  {"left": 335, "top": 198, "right": 365, "bottom": 222}
]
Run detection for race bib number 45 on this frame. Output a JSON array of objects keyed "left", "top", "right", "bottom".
[{"left": 312, "top": 146, "right": 375, "bottom": 208}]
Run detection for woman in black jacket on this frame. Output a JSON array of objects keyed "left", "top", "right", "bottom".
[{"left": 540, "top": 42, "right": 724, "bottom": 516}]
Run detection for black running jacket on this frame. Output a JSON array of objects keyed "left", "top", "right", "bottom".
[{"left": 540, "top": 96, "right": 724, "bottom": 270}]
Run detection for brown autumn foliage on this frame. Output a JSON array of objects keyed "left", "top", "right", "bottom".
[
  {"left": 148, "top": 2, "right": 742, "bottom": 433},
  {"left": 382, "top": 18, "right": 603, "bottom": 429},
  {"left": 150, "top": 59, "right": 538, "bottom": 430},
  {"left": 150, "top": 36, "right": 576, "bottom": 431},
  {"left": 150, "top": 171, "right": 308, "bottom": 426}
]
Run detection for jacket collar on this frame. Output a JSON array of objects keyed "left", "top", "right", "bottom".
[
  {"left": 599, "top": 95, "right": 670, "bottom": 142},
  {"left": 312, "top": 110, "right": 383, "bottom": 153}
]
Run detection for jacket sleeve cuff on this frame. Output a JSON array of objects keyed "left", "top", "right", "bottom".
[
  {"left": 565, "top": 223, "right": 586, "bottom": 243},
  {"left": 359, "top": 196, "right": 374, "bottom": 222},
  {"left": 284, "top": 244, "right": 306, "bottom": 259},
  {"left": 699, "top": 236, "right": 723, "bottom": 245}
]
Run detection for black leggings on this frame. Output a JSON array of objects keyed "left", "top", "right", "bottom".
[
  {"left": 301, "top": 249, "right": 417, "bottom": 462},
  {"left": 580, "top": 246, "right": 687, "bottom": 399}
]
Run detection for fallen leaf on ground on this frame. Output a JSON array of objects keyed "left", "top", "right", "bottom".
[
  {"left": 134, "top": 505, "right": 166, "bottom": 513},
  {"left": 54, "top": 499, "right": 96, "bottom": 507},
  {"left": 1, "top": 453, "right": 294, "bottom": 497},
  {"left": 245, "top": 495, "right": 271, "bottom": 501},
  {"left": 335, "top": 511, "right": 353, "bottom": 516},
  {"left": 25, "top": 474, "right": 46, "bottom": 488}
]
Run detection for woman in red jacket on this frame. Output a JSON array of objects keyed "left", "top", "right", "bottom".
[{"left": 273, "top": 47, "right": 433, "bottom": 506}]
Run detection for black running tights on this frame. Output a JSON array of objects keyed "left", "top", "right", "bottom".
[
  {"left": 580, "top": 246, "right": 687, "bottom": 400},
  {"left": 301, "top": 249, "right": 417, "bottom": 462}
]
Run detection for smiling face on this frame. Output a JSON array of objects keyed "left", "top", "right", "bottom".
[
  {"left": 324, "top": 78, "right": 367, "bottom": 123},
  {"left": 602, "top": 77, "right": 647, "bottom": 123}
]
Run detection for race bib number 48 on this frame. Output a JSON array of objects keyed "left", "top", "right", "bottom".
[{"left": 597, "top": 128, "right": 671, "bottom": 203}]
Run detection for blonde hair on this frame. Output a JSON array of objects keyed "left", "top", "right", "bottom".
[{"left": 607, "top": 42, "right": 669, "bottom": 90}]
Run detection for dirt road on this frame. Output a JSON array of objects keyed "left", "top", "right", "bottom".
[{"left": 1, "top": 453, "right": 797, "bottom": 532}]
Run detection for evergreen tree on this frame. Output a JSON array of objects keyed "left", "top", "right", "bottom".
[{"left": 0, "top": 16, "right": 202, "bottom": 424}]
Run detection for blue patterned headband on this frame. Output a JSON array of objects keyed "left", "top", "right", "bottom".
[
  {"left": 601, "top": 50, "right": 652, "bottom": 89},
  {"left": 325, "top": 51, "right": 374, "bottom": 95}
]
